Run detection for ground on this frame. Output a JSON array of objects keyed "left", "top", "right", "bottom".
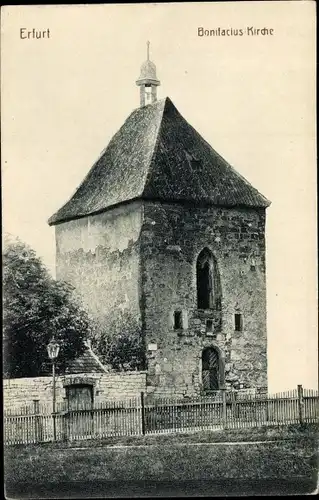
[{"left": 4, "top": 424, "right": 318, "bottom": 498}]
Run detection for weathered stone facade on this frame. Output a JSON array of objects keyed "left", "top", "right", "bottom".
[
  {"left": 54, "top": 200, "right": 267, "bottom": 397},
  {"left": 141, "top": 202, "right": 267, "bottom": 397},
  {"left": 55, "top": 202, "right": 143, "bottom": 339}
]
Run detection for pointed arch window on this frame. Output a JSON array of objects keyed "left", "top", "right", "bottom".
[
  {"left": 197, "top": 257, "right": 211, "bottom": 309},
  {"left": 196, "top": 248, "right": 221, "bottom": 309},
  {"left": 196, "top": 248, "right": 222, "bottom": 330}
]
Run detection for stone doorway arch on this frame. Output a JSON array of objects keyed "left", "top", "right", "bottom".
[{"left": 201, "top": 346, "right": 225, "bottom": 392}]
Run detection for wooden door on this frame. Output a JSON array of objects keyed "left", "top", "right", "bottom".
[
  {"left": 66, "top": 384, "right": 94, "bottom": 439},
  {"left": 67, "top": 385, "right": 93, "bottom": 410},
  {"left": 202, "top": 348, "right": 219, "bottom": 392}
]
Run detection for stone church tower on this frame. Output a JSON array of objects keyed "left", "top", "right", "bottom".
[{"left": 49, "top": 45, "right": 271, "bottom": 397}]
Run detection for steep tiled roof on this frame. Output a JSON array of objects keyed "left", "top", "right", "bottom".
[
  {"left": 64, "top": 345, "right": 107, "bottom": 374},
  {"left": 49, "top": 97, "right": 270, "bottom": 226}
]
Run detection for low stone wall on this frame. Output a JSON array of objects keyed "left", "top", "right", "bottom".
[
  {"left": 3, "top": 371, "right": 147, "bottom": 412},
  {"left": 96, "top": 372, "right": 146, "bottom": 400}
]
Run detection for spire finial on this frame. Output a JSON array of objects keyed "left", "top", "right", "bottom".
[
  {"left": 147, "top": 41, "right": 150, "bottom": 61},
  {"left": 136, "top": 42, "right": 160, "bottom": 107}
]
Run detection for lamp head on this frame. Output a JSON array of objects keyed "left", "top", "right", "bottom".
[{"left": 47, "top": 338, "right": 60, "bottom": 360}]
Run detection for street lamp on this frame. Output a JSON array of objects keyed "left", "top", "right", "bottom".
[{"left": 47, "top": 337, "right": 60, "bottom": 441}]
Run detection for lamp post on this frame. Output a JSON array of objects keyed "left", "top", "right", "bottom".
[{"left": 47, "top": 337, "right": 60, "bottom": 441}]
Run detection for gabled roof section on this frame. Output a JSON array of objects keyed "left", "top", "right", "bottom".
[
  {"left": 49, "top": 97, "right": 270, "bottom": 226},
  {"left": 142, "top": 98, "right": 271, "bottom": 208},
  {"left": 64, "top": 342, "right": 107, "bottom": 375},
  {"left": 48, "top": 99, "right": 165, "bottom": 226}
]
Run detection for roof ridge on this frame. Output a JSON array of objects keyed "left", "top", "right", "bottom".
[
  {"left": 86, "top": 345, "right": 108, "bottom": 373},
  {"left": 141, "top": 97, "right": 169, "bottom": 196}
]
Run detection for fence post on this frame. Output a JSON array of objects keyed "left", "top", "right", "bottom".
[
  {"left": 265, "top": 390, "right": 270, "bottom": 422},
  {"left": 231, "top": 391, "right": 237, "bottom": 422},
  {"left": 297, "top": 384, "right": 304, "bottom": 424},
  {"left": 222, "top": 389, "right": 227, "bottom": 429},
  {"left": 62, "top": 397, "right": 68, "bottom": 441},
  {"left": 141, "top": 392, "right": 146, "bottom": 435},
  {"left": 33, "top": 399, "right": 42, "bottom": 443}
]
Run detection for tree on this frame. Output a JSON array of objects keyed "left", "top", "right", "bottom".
[
  {"left": 93, "top": 328, "right": 145, "bottom": 372},
  {"left": 3, "top": 234, "right": 92, "bottom": 378}
]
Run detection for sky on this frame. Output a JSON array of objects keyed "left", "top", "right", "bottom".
[{"left": 2, "top": 2, "right": 317, "bottom": 392}]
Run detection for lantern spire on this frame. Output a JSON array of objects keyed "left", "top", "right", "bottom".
[{"left": 136, "top": 42, "right": 160, "bottom": 107}]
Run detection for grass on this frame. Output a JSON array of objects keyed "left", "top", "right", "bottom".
[
  {"left": 5, "top": 440, "right": 318, "bottom": 483},
  {"left": 7, "top": 422, "right": 317, "bottom": 449},
  {"left": 4, "top": 424, "right": 318, "bottom": 486}
]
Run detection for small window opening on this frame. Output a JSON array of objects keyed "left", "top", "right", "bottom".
[
  {"left": 174, "top": 311, "right": 183, "bottom": 330},
  {"left": 145, "top": 85, "right": 152, "bottom": 104},
  {"left": 197, "top": 259, "right": 211, "bottom": 310},
  {"left": 234, "top": 313, "right": 243, "bottom": 332},
  {"left": 206, "top": 320, "right": 213, "bottom": 332}
]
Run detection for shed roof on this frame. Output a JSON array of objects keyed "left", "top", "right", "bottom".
[
  {"left": 48, "top": 97, "right": 270, "bottom": 226},
  {"left": 64, "top": 344, "right": 107, "bottom": 375}
]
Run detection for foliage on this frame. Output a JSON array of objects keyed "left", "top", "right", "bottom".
[
  {"left": 93, "top": 328, "right": 145, "bottom": 371},
  {"left": 3, "top": 234, "right": 92, "bottom": 378}
]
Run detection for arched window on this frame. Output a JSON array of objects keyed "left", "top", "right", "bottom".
[{"left": 196, "top": 248, "right": 221, "bottom": 311}]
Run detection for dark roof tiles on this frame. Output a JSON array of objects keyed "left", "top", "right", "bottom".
[
  {"left": 49, "top": 97, "right": 270, "bottom": 226},
  {"left": 64, "top": 346, "right": 106, "bottom": 374}
]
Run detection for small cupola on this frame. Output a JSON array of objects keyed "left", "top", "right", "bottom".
[{"left": 136, "top": 41, "right": 160, "bottom": 107}]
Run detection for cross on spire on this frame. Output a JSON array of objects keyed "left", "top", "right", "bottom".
[{"left": 147, "top": 41, "right": 150, "bottom": 60}]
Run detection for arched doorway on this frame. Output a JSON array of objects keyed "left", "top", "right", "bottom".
[{"left": 202, "top": 347, "right": 220, "bottom": 392}]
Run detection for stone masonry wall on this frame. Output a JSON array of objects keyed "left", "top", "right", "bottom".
[
  {"left": 3, "top": 372, "right": 147, "bottom": 411},
  {"left": 53, "top": 199, "right": 267, "bottom": 399},
  {"left": 140, "top": 201, "right": 267, "bottom": 397},
  {"left": 55, "top": 202, "right": 143, "bottom": 340}
]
